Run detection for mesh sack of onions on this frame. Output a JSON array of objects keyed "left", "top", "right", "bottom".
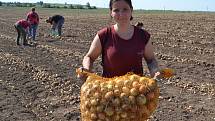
[{"left": 77, "top": 69, "right": 162, "bottom": 121}]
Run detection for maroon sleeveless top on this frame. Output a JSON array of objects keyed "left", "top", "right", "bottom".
[{"left": 98, "top": 25, "right": 150, "bottom": 78}]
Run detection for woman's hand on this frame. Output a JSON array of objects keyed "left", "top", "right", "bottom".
[
  {"left": 152, "top": 71, "right": 161, "bottom": 80},
  {"left": 76, "top": 67, "right": 91, "bottom": 82}
]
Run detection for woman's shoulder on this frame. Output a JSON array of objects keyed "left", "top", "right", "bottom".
[
  {"left": 97, "top": 25, "right": 113, "bottom": 37},
  {"left": 98, "top": 26, "right": 112, "bottom": 33},
  {"left": 97, "top": 26, "right": 113, "bottom": 45}
]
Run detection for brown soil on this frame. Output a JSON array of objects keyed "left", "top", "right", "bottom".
[{"left": 0, "top": 8, "right": 214, "bottom": 121}]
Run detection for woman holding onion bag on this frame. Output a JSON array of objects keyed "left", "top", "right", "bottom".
[{"left": 79, "top": 0, "right": 160, "bottom": 80}]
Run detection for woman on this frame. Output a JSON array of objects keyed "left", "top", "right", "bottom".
[
  {"left": 80, "top": 0, "right": 160, "bottom": 79},
  {"left": 26, "top": 7, "right": 39, "bottom": 41},
  {"left": 135, "top": 22, "right": 144, "bottom": 29},
  {"left": 14, "top": 19, "right": 30, "bottom": 46}
]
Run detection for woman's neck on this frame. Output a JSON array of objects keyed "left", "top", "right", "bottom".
[
  {"left": 114, "top": 23, "right": 132, "bottom": 33},
  {"left": 114, "top": 23, "right": 134, "bottom": 40}
]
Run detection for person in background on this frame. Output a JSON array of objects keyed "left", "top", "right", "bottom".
[
  {"left": 46, "top": 15, "right": 65, "bottom": 37},
  {"left": 78, "top": 0, "right": 160, "bottom": 80},
  {"left": 14, "top": 19, "right": 31, "bottom": 46},
  {"left": 27, "top": 7, "right": 39, "bottom": 41},
  {"left": 135, "top": 22, "right": 144, "bottom": 29}
]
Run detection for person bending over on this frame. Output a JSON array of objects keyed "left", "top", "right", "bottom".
[
  {"left": 46, "top": 15, "right": 64, "bottom": 37},
  {"left": 14, "top": 19, "right": 31, "bottom": 46}
]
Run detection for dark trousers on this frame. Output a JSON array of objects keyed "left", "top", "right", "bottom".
[
  {"left": 14, "top": 24, "right": 27, "bottom": 45},
  {"left": 52, "top": 18, "right": 64, "bottom": 36}
]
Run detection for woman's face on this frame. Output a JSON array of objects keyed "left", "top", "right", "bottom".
[{"left": 110, "top": 0, "right": 132, "bottom": 24}]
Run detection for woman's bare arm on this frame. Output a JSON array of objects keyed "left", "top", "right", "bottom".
[
  {"left": 82, "top": 34, "right": 102, "bottom": 72},
  {"left": 143, "top": 40, "right": 160, "bottom": 77}
]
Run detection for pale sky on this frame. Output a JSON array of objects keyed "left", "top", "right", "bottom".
[{"left": 2, "top": 0, "right": 215, "bottom": 11}]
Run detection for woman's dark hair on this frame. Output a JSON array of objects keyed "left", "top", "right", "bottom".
[
  {"left": 109, "top": 0, "right": 133, "bottom": 20},
  {"left": 31, "top": 7, "right": 35, "bottom": 11}
]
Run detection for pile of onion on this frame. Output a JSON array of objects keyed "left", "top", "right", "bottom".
[{"left": 77, "top": 69, "right": 161, "bottom": 121}]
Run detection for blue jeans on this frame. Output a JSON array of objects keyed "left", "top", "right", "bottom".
[{"left": 28, "top": 24, "right": 38, "bottom": 40}]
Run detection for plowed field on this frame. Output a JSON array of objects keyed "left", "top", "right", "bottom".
[{"left": 0, "top": 7, "right": 214, "bottom": 121}]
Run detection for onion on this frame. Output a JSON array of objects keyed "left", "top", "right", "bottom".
[
  {"left": 98, "top": 113, "right": 106, "bottom": 120},
  {"left": 105, "top": 107, "right": 114, "bottom": 116},
  {"left": 116, "top": 79, "right": 124, "bottom": 87},
  {"left": 105, "top": 91, "right": 114, "bottom": 99},
  {"left": 90, "top": 106, "right": 97, "bottom": 112},
  {"left": 90, "top": 99, "right": 98, "bottom": 106},
  {"left": 130, "top": 88, "right": 139, "bottom": 96},
  {"left": 106, "top": 84, "right": 113, "bottom": 91},
  {"left": 122, "top": 87, "right": 130, "bottom": 95},
  {"left": 122, "top": 104, "right": 129, "bottom": 110},
  {"left": 86, "top": 82, "right": 93, "bottom": 88},
  {"left": 139, "top": 85, "right": 147, "bottom": 94},
  {"left": 100, "top": 98, "right": 108, "bottom": 104},
  {"left": 94, "top": 92, "right": 100, "bottom": 99},
  {"left": 132, "top": 81, "right": 140, "bottom": 89},
  {"left": 114, "top": 85, "right": 120, "bottom": 89},
  {"left": 96, "top": 105, "right": 104, "bottom": 112},
  {"left": 137, "top": 94, "right": 147, "bottom": 105},
  {"left": 114, "top": 89, "right": 120, "bottom": 96},
  {"left": 112, "top": 98, "right": 121, "bottom": 106},
  {"left": 130, "top": 113, "right": 137, "bottom": 119},
  {"left": 86, "top": 76, "right": 94, "bottom": 81},
  {"left": 113, "top": 114, "right": 120, "bottom": 120},
  {"left": 146, "top": 92, "right": 155, "bottom": 100},
  {"left": 129, "top": 74, "right": 140, "bottom": 81},
  {"left": 128, "top": 95, "right": 136, "bottom": 104},
  {"left": 94, "top": 80, "right": 100, "bottom": 85},
  {"left": 85, "top": 90, "right": 93, "bottom": 98},
  {"left": 147, "top": 79, "right": 156, "bottom": 89},
  {"left": 120, "top": 112, "right": 128, "bottom": 118},
  {"left": 84, "top": 100, "right": 90, "bottom": 108},
  {"left": 81, "top": 85, "right": 88, "bottom": 93},
  {"left": 124, "top": 80, "right": 132, "bottom": 87},
  {"left": 139, "top": 77, "right": 148, "bottom": 84},
  {"left": 130, "top": 105, "right": 138, "bottom": 112},
  {"left": 90, "top": 113, "right": 97, "bottom": 120},
  {"left": 84, "top": 110, "right": 90, "bottom": 117},
  {"left": 81, "top": 105, "right": 86, "bottom": 111},
  {"left": 100, "top": 86, "right": 108, "bottom": 94},
  {"left": 91, "top": 85, "right": 100, "bottom": 92},
  {"left": 100, "top": 82, "right": 106, "bottom": 87},
  {"left": 120, "top": 93, "right": 127, "bottom": 99}
]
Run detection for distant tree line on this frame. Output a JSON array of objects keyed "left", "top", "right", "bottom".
[
  {"left": 0, "top": 1, "right": 97, "bottom": 9},
  {"left": 0, "top": 1, "right": 38, "bottom": 7}
]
